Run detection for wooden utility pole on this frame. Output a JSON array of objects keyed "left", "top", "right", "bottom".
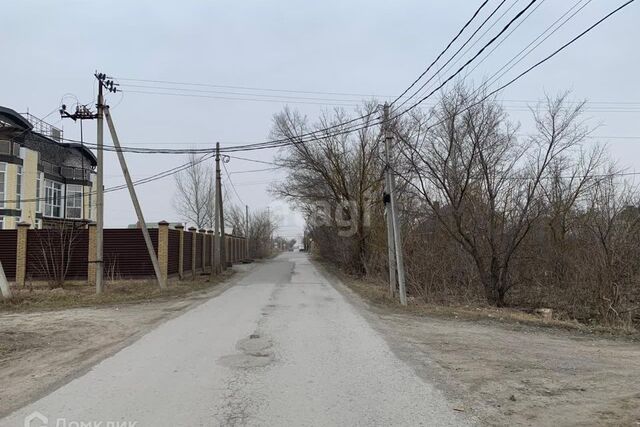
[
  {"left": 95, "top": 79, "right": 105, "bottom": 294},
  {"left": 104, "top": 107, "right": 166, "bottom": 289},
  {"left": 383, "top": 103, "right": 407, "bottom": 305},
  {"left": 217, "top": 143, "right": 226, "bottom": 269}
]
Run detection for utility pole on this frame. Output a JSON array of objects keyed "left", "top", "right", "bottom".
[
  {"left": 95, "top": 74, "right": 106, "bottom": 294},
  {"left": 0, "top": 261, "right": 12, "bottom": 300},
  {"left": 245, "top": 204, "right": 250, "bottom": 260},
  {"left": 383, "top": 103, "right": 407, "bottom": 306},
  {"left": 213, "top": 145, "right": 221, "bottom": 276},
  {"left": 103, "top": 106, "right": 166, "bottom": 289},
  {"left": 60, "top": 97, "right": 102, "bottom": 292},
  {"left": 383, "top": 168, "right": 397, "bottom": 297},
  {"left": 215, "top": 143, "right": 227, "bottom": 270},
  {"left": 267, "top": 206, "right": 274, "bottom": 252}
]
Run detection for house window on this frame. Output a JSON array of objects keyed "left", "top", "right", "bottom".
[
  {"left": 35, "top": 218, "right": 42, "bottom": 229},
  {"left": 0, "top": 162, "right": 5, "bottom": 208},
  {"left": 44, "top": 179, "right": 63, "bottom": 218},
  {"left": 36, "top": 172, "right": 43, "bottom": 213},
  {"left": 66, "top": 184, "right": 83, "bottom": 219},
  {"left": 16, "top": 165, "right": 22, "bottom": 209},
  {"left": 0, "top": 216, "right": 3, "bottom": 230}
]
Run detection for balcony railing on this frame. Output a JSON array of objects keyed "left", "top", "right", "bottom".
[{"left": 22, "top": 112, "right": 63, "bottom": 142}]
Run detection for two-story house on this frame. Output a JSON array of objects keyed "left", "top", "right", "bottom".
[{"left": 0, "top": 106, "right": 96, "bottom": 229}]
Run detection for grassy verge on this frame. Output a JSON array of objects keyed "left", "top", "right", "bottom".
[
  {"left": 0, "top": 270, "right": 235, "bottom": 312},
  {"left": 317, "top": 259, "right": 639, "bottom": 338}
]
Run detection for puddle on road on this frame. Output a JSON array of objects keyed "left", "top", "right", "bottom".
[
  {"left": 218, "top": 353, "right": 273, "bottom": 368},
  {"left": 217, "top": 332, "right": 275, "bottom": 369},
  {"left": 237, "top": 335, "right": 273, "bottom": 355}
]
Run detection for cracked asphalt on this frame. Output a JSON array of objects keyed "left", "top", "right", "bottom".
[{"left": 1, "top": 253, "right": 467, "bottom": 426}]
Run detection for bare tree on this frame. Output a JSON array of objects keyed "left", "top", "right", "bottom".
[
  {"left": 270, "top": 104, "right": 383, "bottom": 272},
  {"left": 581, "top": 176, "right": 640, "bottom": 325},
  {"left": 226, "top": 204, "right": 278, "bottom": 259},
  {"left": 34, "top": 221, "right": 83, "bottom": 289},
  {"left": 173, "top": 153, "right": 215, "bottom": 229},
  {"left": 265, "top": 85, "right": 640, "bottom": 326},
  {"left": 397, "top": 87, "right": 591, "bottom": 306}
]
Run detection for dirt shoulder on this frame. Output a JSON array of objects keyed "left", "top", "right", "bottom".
[
  {"left": 318, "top": 262, "right": 640, "bottom": 427},
  {"left": 0, "top": 266, "right": 252, "bottom": 418}
]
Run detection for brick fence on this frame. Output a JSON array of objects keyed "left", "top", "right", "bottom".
[{"left": 0, "top": 221, "right": 248, "bottom": 283}]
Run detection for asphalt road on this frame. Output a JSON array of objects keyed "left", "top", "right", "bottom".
[{"left": 3, "top": 253, "right": 467, "bottom": 427}]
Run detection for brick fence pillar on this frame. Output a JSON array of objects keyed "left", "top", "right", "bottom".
[
  {"left": 225, "top": 236, "right": 230, "bottom": 267},
  {"left": 15, "top": 222, "right": 30, "bottom": 286},
  {"left": 233, "top": 237, "right": 237, "bottom": 263},
  {"left": 199, "top": 229, "right": 206, "bottom": 273},
  {"left": 158, "top": 221, "right": 169, "bottom": 282},
  {"left": 88, "top": 223, "right": 97, "bottom": 285},
  {"left": 207, "top": 230, "right": 214, "bottom": 272},
  {"left": 188, "top": 227, "right": 197, "bottom": 280},
  {"left": 175, "top": 224, "right": 184, "bottom": 280}
]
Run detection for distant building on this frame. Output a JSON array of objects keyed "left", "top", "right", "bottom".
[{"left": 0, "top": 106, "right": 96, "bottom": 229}]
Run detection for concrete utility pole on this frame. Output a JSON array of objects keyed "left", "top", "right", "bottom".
[
  {"left": 104, "top": 107, "right": 166, "bottom": 289},
  {"left": 95, "top": 76, "right": 105, "bottom": 294},
  {"left": 212, "top": 146, "right": 221, "bottom": 276},
  {"left": 384, "top": 169, "right": 397, "bottom": 297},
  {"left": 215, "top": 143, "right": 226, "bottom": 270},
  {"left": 245, "top": 204, "right": 250, "bottom": 260},
  {"left": 60, "top": 91, "right": 102, "bottom": 293},
  {"left": 383, "top": 103, "right": 407, "bottom": 306},
  {"left": 0, "top": 261, "right": 12, "bottom": 300}
]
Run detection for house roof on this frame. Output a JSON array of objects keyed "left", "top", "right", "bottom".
[
  {"left": 61, "top": 142, "right": 98, "bottom": 166},
  {"left": 0, "top": 106, "right": 97, "bottom": 167},
  {"left": 0, "top": 106, "right": 33, "bottom": 130}
]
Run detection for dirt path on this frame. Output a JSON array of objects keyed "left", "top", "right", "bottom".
[
  {"left": 0, "top": 267, "right": 249, "bottom": 418},
  {"left": 323, "top": 267, "right": 640, "bottom": 426}
]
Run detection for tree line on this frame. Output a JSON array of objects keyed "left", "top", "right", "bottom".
[{"left": 270, "top": 84, "right": 640, "bottom": 327}]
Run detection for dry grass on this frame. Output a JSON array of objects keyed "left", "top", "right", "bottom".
[
  {"left": 0, "top": 271, "right": 234, "bottom": 312},
  {"left": 319, "top": 260, "right": 639, "bottom": 338}
]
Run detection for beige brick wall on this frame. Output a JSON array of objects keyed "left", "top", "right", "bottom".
[
  {"left": 158, "top": 222, "right": 169, "bottom": 281},
  {"left": 15, "top": 222, "right": 29, "bottom": 286},
  {"left": 21, "top": 149, "right": 39, "bottom": 226}
]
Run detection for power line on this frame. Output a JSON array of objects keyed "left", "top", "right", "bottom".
[
  {"left": 392, "top": 0, "right": 490, "bottom": 104},
  {"left": 1, "top": 153, "right": 214, "bottom": 205},
  {"left": 477, "top": 0, "right": 595, "bottom": 95},
  {"left": 394, "top": 0, "right": 517, "bottom": 110},
  {"left": 120, "top": 84, "right": 372, "bottom": 103},
  {"left": 45, "top": 1, "right": 635, "bottom": 159},
  {"left": 229, "top": 167, "right": 281, "bottom": 174},
  {"left": 391, "top": 0, "right": 634, "bottom": 124},
  {"left": 394, "top": 0, "right": 541, "bottom": 113},
  {"left": 391, "top": 0, "right": 638, "bottom": 182},
  {"left": 222, "top": 160, "right": 245, "bottom": 206},
  {"left": 110, "top": 2, "right": 512, "bottom": 154},
  {"left": 226, "top": 155, "right": 279, "bottom": 165},
  {"left": 122, "top": 89, "right": 362, "bottom": 108},
  {"left": 464, "top": 0, "right": 586, "bottom": 79},
  {"left": 115, "top": 77, "right": 388, "bottom": 98}
]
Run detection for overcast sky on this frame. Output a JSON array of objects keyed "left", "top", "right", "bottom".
[{"left": 2, "top": 0, "right": 639, "bottom": 240}]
